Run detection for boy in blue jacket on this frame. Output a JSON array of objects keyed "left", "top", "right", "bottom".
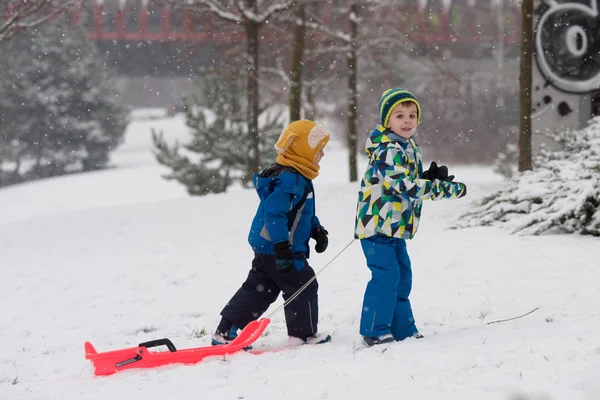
[
  {"left": 213, "top": 120, "right": 332, "bottom": 346},
  {"left": 355, "top": 89, "right": 468, "bottom": 346}
]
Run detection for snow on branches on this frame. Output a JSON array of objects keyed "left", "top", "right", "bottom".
[
  {"left": 455, "top": 117, "right": 600, "bottom": 237},
  {"left": 0, "top": 0, "right": 79, "bottom": 41}
]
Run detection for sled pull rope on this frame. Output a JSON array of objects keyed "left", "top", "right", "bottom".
[{"left": 266, "top": 238, "right": 356, "bottom": 319}]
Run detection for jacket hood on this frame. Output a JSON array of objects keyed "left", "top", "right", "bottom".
[
  {"left": 365, "top": 125, "right": 409, "bottom": 157},
  {"left": 253, "top": 174, "right": 277, "bottom": 199}
]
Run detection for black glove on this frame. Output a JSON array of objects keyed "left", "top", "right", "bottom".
[
  {"left": 311, "top": 226, "right": 329, "bottom": 253},
  {"left": 273, "top": 241, "right": 294, "bottom": 273},
  {"left": 422, "top": 161, "right": 454, "bottom": 182}
]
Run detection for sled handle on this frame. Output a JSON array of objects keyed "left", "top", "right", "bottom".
[{"left": 138, "top": 338, "right": 177, "bottom": 352}]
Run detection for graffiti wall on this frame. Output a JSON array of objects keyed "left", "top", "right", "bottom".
[{"left": 532, "top": 0, "right": 600, "bottom": 134}]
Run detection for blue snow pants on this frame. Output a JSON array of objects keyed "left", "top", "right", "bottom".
[{"left": 359, "top": 235, "right": 418, "bottom": 340}]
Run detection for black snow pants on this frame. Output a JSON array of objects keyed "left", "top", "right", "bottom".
[{"left": 220, "top": 252, "right": 319, "bottom": 338}]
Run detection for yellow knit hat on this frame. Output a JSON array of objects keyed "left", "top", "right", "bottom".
[{"left": 274, "top": 120, "right": 331, "bottom": 180}]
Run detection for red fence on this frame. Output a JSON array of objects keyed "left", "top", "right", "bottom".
[{"left": 71, "top": 0, "right": 521, "bottom": 45}]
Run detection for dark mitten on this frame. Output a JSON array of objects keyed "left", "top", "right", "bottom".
[
  {"left": 423, "top": 161, "right": 454, "bottom": 182},
  {"left": 422, "top": 161, "right": 438, "bottom": 180},
  {"left": 311, "top": 226, "right": 329, "bottom": 253},
  {"left": 435, "top": 165, "right": 455, "bottom": 182},
  {"left": 274, "top": 241, "right": 294, "bottom": 273}
]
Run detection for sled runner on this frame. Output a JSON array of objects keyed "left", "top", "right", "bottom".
[{"left": 85, "top": 318, "right": 270, "bottom": 376}]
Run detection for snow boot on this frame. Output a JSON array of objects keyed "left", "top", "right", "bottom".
[
  {"left": 211, "top": 324, "right": 252, "bottom": 350},
  {"left": 287, "top": 332, "right": 332, "bottom": 347},
  {"left": 362, "top": 333, "right": 394, "bottom": 347}
]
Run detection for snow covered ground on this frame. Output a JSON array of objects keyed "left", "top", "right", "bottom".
[{"left": 1, "top": 113, "right": 599, "bottom": 400}]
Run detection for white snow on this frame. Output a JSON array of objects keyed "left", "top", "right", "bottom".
[{"left": 1, "top": 112, "right": 599, "bottom": 400}]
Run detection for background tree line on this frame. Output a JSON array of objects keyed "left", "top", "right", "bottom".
[
  {"left": 154, "top": 0, "right": 520, "bottom": 195},
  {"left": 0, "top": 0, "right": 523, "bottom": 193}
]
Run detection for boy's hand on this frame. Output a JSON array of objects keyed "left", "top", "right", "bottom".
[
  {"left": 423, "top": 161, "right": 454, "bottom": 182},
  {"left": 274, "top": 241, "right": 294, "bottom": 273},
  {"left": 311, "top": 226, "right": 329, "bottom": 253}
]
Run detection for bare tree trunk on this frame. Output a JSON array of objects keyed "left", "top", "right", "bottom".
[
  {"left": 346, "top": 3, "right": 358, "bottom": 182},
  {"left": 289, "top": 4, "right": 306, "bottom": 122},
  {"left": 304, "top": 52, "right": 316, "bottom": 120},
  {"left": 518, "top": 0, "right": 533, "bottom": 172},
  {"left": 245, "top": 17, "right": 261, "bottom": 175},
  {"left": 181, "top": 0, "right": 298, "bottom": 175},
  {"left": 495, "top": 0, "right": 505, "bottom": 109},
  {"left": 304, "top": 11, "right": 316, "bottom": 121}
]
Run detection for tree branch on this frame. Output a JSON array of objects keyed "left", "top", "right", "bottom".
[
  {"left": 305, "top": 19, "right": 350, "bottom": 42},
  {"left": 180, "top": 0, "right": 243, "bottom": 23},
  {"left": 176, "top": 0, "right": 297, "bottom": 24},
  {"left": 0, "top": 0, "right": 79, "bottom": 41},
  {"left": 253, "top": 0, "right": 297, "bottom": 24}
]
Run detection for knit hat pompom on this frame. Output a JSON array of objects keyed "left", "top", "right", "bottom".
[
  {"left": 274, "top": 120, "right": 330, "bottom": 161},
  {"left": 379, "top": 88, "right": 422, "bottom": 128}
]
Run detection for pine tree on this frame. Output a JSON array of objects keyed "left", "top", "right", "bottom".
[
  {"left": 455, "top": 118, "right": 600, "bottom": 237},
  {"left": 152, "top": 70, "right": 284, "bottom": 196},
  {"left": 0, "top": 18, "right": 128, "bottom": 185}
]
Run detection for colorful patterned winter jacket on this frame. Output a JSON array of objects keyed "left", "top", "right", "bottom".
[
  {"left": 248, "top": 164, "right": 321, "bottom": 259},
  {"left": 354, "top": 126, "right": 467, "bottom": 240}
]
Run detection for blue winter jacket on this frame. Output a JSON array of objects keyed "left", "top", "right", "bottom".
[{"left": 248, "top": 167, "right": 321, "bottom": 261}]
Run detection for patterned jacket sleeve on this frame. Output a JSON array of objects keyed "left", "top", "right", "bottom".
[{"left": 377, "top": 146, "right": 466, "bottom": 201}]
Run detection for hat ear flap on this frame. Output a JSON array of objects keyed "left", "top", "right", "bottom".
[
  {"left": 274, "top": 129, "right": 298, "bottom": 153},
  {"left": 308, "top": 124, "right": 330, "bottom": 149}
]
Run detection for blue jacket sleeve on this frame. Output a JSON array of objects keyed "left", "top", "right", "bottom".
[
  {"left": 311, "top": 215, "right": 322, "bottom": 231},
  {"left": 262, "top": 180, "right": 293, "bottom": 245},
  {"left": 310, "top": 181, "right": 321, "bottom": 231}
]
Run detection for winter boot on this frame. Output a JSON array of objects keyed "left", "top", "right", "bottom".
[
  {"left": 287, "top": 332, "right": 332, "bottom": 347},
  {"left": 211, "top": 324, "right": 241, "bottom": 346},
  {"left": 211, "top": 323, "right": 254, "bottom": 351},
  {"left": 362, "top": 333, "right": 394, "bottom": 347}
]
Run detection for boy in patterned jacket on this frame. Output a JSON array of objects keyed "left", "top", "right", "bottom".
[
  {"left": 213, "top": 120, "right": 332, "bottom": 347},
  {"left": 354, "top": 88, "right": 467, "bottom": 346}
]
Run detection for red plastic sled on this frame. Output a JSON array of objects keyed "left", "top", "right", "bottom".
[{"left": 85, "top": 318, "right": 270, "bottom": 376}]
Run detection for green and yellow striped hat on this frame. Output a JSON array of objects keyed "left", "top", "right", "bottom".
[{"left": 378, "top": 88, "right": 421, "bottom": 128}]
